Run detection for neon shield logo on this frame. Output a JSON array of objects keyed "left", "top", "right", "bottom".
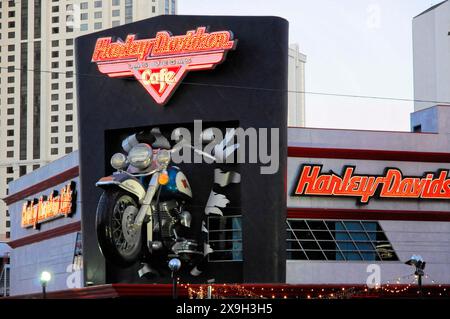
[{"left": 91, "top": 27, "right": 237, "bottom": 105}]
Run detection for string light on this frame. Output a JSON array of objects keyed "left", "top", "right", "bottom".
[{"left": 184, "top": 276, "right": 449, "bottom": 299}]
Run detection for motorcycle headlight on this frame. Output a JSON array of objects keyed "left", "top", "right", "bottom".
[
  {"left": 110, "top": 153, "right": 127, "bottom": 170},
  {"left": 156, "top": 149, "right": 171, "bottom": 166},
  {"left": 128, "top": 143, "right": 153, "bottom": 169}
]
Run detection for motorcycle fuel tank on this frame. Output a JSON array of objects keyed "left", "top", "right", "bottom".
[{"left": 160, "top": 166, "right": 192, "bottom": 200}]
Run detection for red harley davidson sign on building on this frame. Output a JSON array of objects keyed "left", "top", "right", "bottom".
[
  {"left": 91, "top": 27, "right": 237, "bottom": 105},
  {"left": 293, "top": 164, "right": 450, "bottom": 204}
]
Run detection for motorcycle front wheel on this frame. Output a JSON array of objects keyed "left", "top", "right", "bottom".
[{"left": 96, "top": 189, "right": 143, "bottom": 267}]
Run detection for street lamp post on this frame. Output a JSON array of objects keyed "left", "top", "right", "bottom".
[
  {"left": 405, "top": 255, "right": 426, "bottom": 297},
  {"left": 40, "top": 271, "right": 52, "bottom": 299},
  {"left": 168, "top": 258, "right": 181, "bottom": 299}
]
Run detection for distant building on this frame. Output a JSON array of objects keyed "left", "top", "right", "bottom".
[
  {"left": 288, "top": 44, "right": 307, "bottom": 127},
  {"left": 412, "top": 0, "right": 450, "bottom": 111}
]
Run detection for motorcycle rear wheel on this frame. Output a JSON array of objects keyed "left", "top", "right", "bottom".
[{"left": 96, "top": 189, "right": 143, "bottom": 267}]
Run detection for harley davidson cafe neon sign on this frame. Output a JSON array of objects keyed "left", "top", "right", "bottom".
[
  {"left": 91, "top": 27, "right": 237, "bottom": 105},
  {"left": 21, "top": 182, "right": 76, "bottom": 229},
  {"left": 293, "top": 165, "right": 450, "bottom": 204}
]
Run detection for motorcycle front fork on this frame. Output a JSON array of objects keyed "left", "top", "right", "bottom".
[{"left": 135, "top": 172, "right": 160, "bottom": 243}]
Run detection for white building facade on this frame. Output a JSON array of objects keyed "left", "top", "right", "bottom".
[
  {"left": 0, "top": 0, "right": 177, "bottom": 241},
  {"left": 288, "top": 44, "right": 307, "bottom": 127},
  {"left": 412, "top": 0, "right": 450, "bottom": 111}
]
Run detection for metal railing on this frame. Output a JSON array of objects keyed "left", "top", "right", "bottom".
[{"left": 0, "top": 265, "right": 10, "bottom": 297}]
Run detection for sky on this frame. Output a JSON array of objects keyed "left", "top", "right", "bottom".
[{"left": 178, "top": 0, "right": 441, "bottom": 131}]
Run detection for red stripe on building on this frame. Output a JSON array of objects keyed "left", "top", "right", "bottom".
[
  {"left": 287, "top": 207, "right": 450, "bottom": 222},
  {"left": 7, "top": 221, "right": 81, "bottom": 248},
  {"left": 288, "top": 147, "right": 450, "bottom": 163},
  {"left": 2, "top": 166, "right": 79, "bottom": 205}
]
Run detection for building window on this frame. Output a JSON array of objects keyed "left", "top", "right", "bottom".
[
  {"left": 32, "top": 43, "right": 41, "bottom": 165},
  {"left": 8, "top": 32, "right": 15, "bottom": 39},
  {"left": 112, "top": 9, "right": 120, "bottom": 17},
  {"left": 94, "top": 22, "right": 102, "bottom": 30},
  {"left": 66, "top": 125, "right": 73, "bottom": 132},
  {"left": 7, "top": 87, "right": 14, "bottom": 94},
  {"left": 113, "top": 0, "right": 120, "bottom": 5},
  {"left": 80, "top": 24, "right": 88, "bottom": 31},
  {"left": 34, "top": 0, "right": 41, "bottom": 39},
  {"left": 51, "top": 127, "right": 58, "bottom": 133},
  {"left": 7, "top": 140, "right": 14, "bottom": 147},
  {"left": 8, "top": 44, "right": 15, "bottom": 51},
  {"left": 7, "top": 151, "right": 14, "bottom": 158},
  {"left": 19, "top": 166, "right": 27, "bottom": 177},
  {"left": 8, "top": 21, "right": 15, "bottom": 28},
  {"left": 94, "top": 11, "right": 102, "bottom": 19},
  {"left": 51, "top": 83, "right": 59, "bottom": 90},
  {"left": 207, "top": 215, "right": 242, "bottom": 261},
  {"left": 52, "top": 6, "right": 59, "bottom": 13},
  {"left": 66, "top": 92, "right": 73, "bottom": 100},
  {"left": 51, "top": 148, "right": 58, "bottom": 155},
  {"left": 33, "top": 165, "right": 40, "bottom": 171},
  {"left": 8, "top": 77, "right": 15, "bottom": 83},
  {"left": 52, "top": 72, "right": 59, "bottom": 79},
  {"left": 51, "top": 105, "right": 58, "bottom": 111},
  {"left": 52, "top": 51, "right": 59, "bottom": 58},
  {"left": 21, "top": 1, "right": 28, "bottom": 40},
  {"left": 152, "top": 6, "right": 155, "bottom": 13},
  {"left": 66, "top": 60, "right": 74, "bottom": 67},
  {"left": 51, "top": 137, "right": 58, "bottom": 144},
  {"left": 66, "top": 147, "right": 73, "bottom": 154},
  {"left": 171, "top": 0, "right": 175, "bottom": 14},
  {"left": 80, "top": 2, "right": 88, "bottom": 10},
  {"left": 52, "top": 40, "right": 59, "bottom": 47},
  {"left": 94, "top": 1, "right": 102, "bottom": 8},
  {"left": 52, "top": 16, "right": 59, "bottom": 23},
  {"left": 112, "top": 20, "right": 120, "bottom": 27},
  {"left": 6, "top": 167, "right": 13, "bottom": 174},
  {"left": 81, "top": 13, "right": 88, "bottom": 20},
  {"left": 8, "top": 11, "right": 15, "bottom": 18},
  {"left": 286, "top": 219, "right": 399, "bottom": 261},
  {"left": 51, "top": 94, "right": 59, "bottom": 101},
  {"left": 52, "top": 27, "right": 59, "bottom": 34},
  {"left": 165, "top": 0, "right": 169, "bottom": 14},
  {"left": 7, "top": 119, "right": 14, "bottom": 126},
  {"left": 66, "top": 71, "right": 74, "bottom": 78},
  {"left": 125, "top": 0, "right": 133, "bottom": 23},
  {"left": 51, "top": 115, "right": 58, "bottom": 122},
  {"left": 8, "top": 55, "right": 15, "bottom": 62},
  {"left": 66, "top": 103, "right": 73, "bottom": 110},
  {"left": 66, "top": 136, "right": 73, "bottom": 143},
  {"left": 66, "top": 39, "right": 74, "bottom": 46},
  {"left": 66, "top": 82, "right": 73, "bottom": 89},
  {"left": 66, "top": 114, "right": 73, "bottom": 121},
  {"left": 7, "top": 97, "right": 14, "bottom": 104},
  {"left": 7, "top": 108, "right": 14, "bottom": 115}
]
